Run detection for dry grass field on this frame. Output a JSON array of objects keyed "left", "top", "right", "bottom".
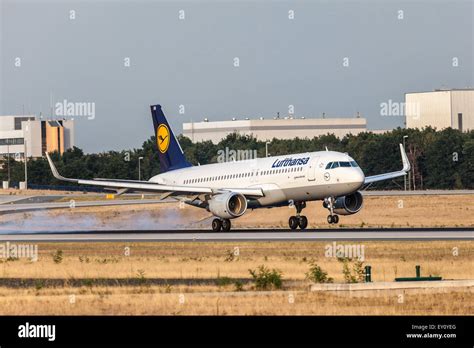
[{"left": 0, "top": 241, "right": 472, "bottom": 315}]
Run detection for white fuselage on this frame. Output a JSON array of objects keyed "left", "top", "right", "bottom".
[{"left": 149, "top": 151, "right": 365, "bottom": 206}]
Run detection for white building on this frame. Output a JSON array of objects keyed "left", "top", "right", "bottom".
[
  {"left": 183, "top": 116, "right": 367, "bottom": 143},
  {"left": 405, "top": 89, "right": 474, "bottom": 131},
  {"left": 0, "top": 115, "right": 75, "bottom": 159}
]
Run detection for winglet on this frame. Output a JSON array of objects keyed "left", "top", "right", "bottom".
[
  {"left": 399, "top": 143, "right": 410, "bottom": 172},
  {"left": 45, "top": 152, "right": 78, "bottom": 183}
]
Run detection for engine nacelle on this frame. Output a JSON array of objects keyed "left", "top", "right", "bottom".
[
  {"left": 333, "top": 191, "right": 363, "bottom": 215},
  {"left": 208, "top": 192, "right": 248, "bottom": 219}
]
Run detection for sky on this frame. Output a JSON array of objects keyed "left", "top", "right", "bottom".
[{"left": 1, "top": 0, "right": 473, "bottom": 153}]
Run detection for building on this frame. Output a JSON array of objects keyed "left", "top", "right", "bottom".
[
  {"left": 405, "top": 88, "right": 474, "bottom": 131},
  {"left": 0, "top": 115, "right": 75, "bottom": 159},
  {"left": 183, "top": 116, "right": 367, "bottom": 143}
]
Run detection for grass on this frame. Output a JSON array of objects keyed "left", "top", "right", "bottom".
[
  {"left": 0, "top": 240, "right": 472, "bottom": 315},
  {"left": 0, "top": 286, "right": 470, "bottom": 315},
  {"left": 0, "top": 241, "right": 472, "bottom": 281}
]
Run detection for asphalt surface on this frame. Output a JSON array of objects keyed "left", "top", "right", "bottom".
[{"left": 0, "top": 228, "right": 472, "bottom": 242}]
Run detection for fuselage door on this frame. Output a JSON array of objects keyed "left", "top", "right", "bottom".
[
  {"left": 307, "top": 156, "right": 319, "bottom": 181},
  {"left": 251, "top": 168, "right": 258, "bottom": 183}
]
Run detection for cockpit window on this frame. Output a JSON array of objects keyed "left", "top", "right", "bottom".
[{"left": 326, "top": 161, "right": 359, "bottom": 169}]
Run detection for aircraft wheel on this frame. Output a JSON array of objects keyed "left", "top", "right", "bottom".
[
  {"left": 221, "top": 219, "right": 231, "bottom": 232},
  {"left": 327, "top": 215, "right": 334, "bottom": 224},
  {"left": 289, "top": 216, "right": 299, "bottom": 230},
  {"left": 298, "top": 216, "right": 308, "bottom": 229},
  {"left": 212, "top": 218, "right": 222, "bottom": 232},
  {"left": 333, "top": 215, "right": 339, "bottom": 224}
]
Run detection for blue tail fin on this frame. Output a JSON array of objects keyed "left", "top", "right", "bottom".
[{"left": 150, "top": 104, "right": 192, "bottom": 173}]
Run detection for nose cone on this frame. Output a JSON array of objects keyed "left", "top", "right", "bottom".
[{"left": 355, "top": 168, "right": 365, "bottom": 187}]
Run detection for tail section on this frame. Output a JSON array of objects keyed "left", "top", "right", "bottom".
[{"left": 150, "top": 104, "right": 192, "bottom": 172}]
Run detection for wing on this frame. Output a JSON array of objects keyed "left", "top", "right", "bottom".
[
  {"left": 364, "top": 144, "right": 411, "bottom": 184},
  {"left": 45, "top": 152, "right": 264, "bottom": 197}
]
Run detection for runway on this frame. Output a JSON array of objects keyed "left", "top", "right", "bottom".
[{"left": 0, "top": 227, "right": 472, "bottom": 242}]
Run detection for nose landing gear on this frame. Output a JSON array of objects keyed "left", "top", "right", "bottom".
[
  {"left": 324, "top": 197, "right": 339, "bottom": 225},
  {"left": 289, "top": 201, "right": 308, "bottom": 230}
]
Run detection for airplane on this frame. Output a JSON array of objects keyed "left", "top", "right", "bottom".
[{"left": 45, "top": 104, "right": 411, "bottom": 231}]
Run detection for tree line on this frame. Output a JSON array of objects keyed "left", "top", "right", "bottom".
[{"left": 0, "top": 127, "right": 472, "bottom": 190}]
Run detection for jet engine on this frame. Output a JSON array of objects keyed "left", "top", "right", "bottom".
[
  {"left": 332, "top": 191, "right": 363, "bottom": 215},
  {"left": 208, "top": 192, "right": 248, "bottom": 219}
]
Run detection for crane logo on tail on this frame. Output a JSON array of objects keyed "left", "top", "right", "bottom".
[{"left": 157, "top": 124, "right": 170, "bottom": 153}]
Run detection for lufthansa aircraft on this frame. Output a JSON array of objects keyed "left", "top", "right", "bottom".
[{"left": 46, "top": 104, "right": 411, "bottom": 231}]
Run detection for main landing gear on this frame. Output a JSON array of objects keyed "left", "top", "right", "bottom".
[
  {"left": 289, "top": 201, "right": 308, "bottom": 230},
  {"left": 324, "top": 197, "right": 339, "bottom": 224},
  {"left": 212, "top": 218, "right": 232, "bottom": 232}
]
